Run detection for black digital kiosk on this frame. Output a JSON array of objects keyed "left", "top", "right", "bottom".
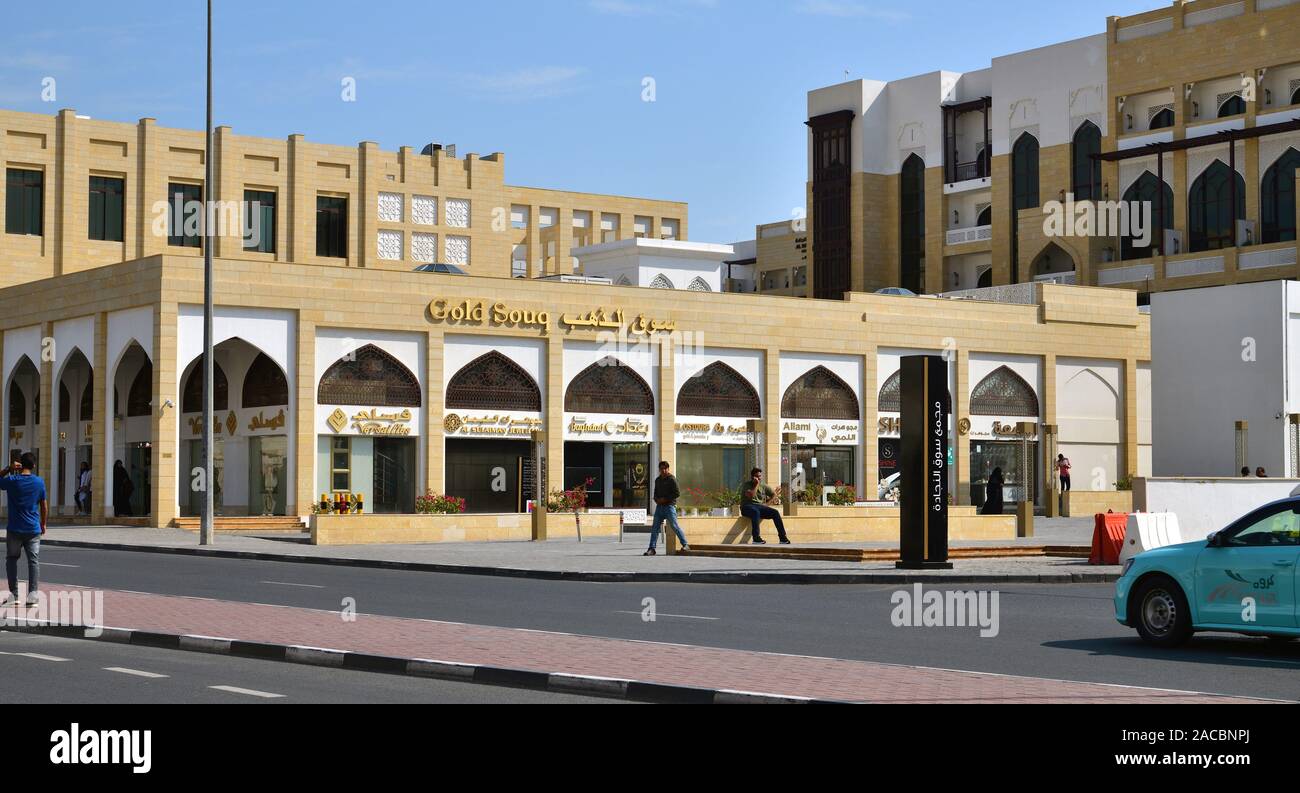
[{"left": 897, "top": 355, "right": 953, "bottom": 570}]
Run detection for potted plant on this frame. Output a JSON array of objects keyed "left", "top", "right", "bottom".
[
  {"left": 684, "top": 486, "right": 710, "bottom": 516},
  {"left": 546, "top": 478, "right": 594, "bottom": 540},
  {"left": 825, "top": 482, "right": 856, "bottom": 506},
  {"left": 711, "top": 486, "right": 741, "bottom": 517}
]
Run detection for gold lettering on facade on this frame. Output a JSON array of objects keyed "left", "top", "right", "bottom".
[{"left": 248, "top": 409, "right": 287, "bottom": 433}]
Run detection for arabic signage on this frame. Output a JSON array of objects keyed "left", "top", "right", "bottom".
[
  {"left": 443, "top": 412, "right": 544, "bottom": 439},
  {"left": 878, "top": 415, "right": 1030, "bottom": 440},
  {"left": 316, "top": 406, "right": 422, "bottom": 437},
  {"left": 674, "top": 417, "right": 752, "bottom": 445},
  {"left": 564, "top": 414, "right": 654, "bottom": 442},
  {"left": 780, "top": 419, "right": 860, "bottom": 446},
  {"left": 428, "top": 298, "right": 678, "bottom": 337},
  {"left": 183, "top": 409, "right": 288, "bottom": 440}
]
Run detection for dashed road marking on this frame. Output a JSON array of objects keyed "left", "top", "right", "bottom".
[
  {"left": 260, "top": 581, "right": 326, "bottom": 589},
  {"left": 615, "top": 611, "right": 719, "bottom": 621},
  {"left": 209, "top": 685, "right": 286, "bottom": 699},
  {"left": 104, "top": 667, "right": 169, "bottom": 679},
  {"left": 14, "top": 653, "right": 71, "bottom": 662}
]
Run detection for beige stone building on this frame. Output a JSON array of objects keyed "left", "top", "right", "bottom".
[
  {"left": 0, "top": 108, "right": 687, "bottom": 288},
  {"left": 796, "top": 0, "right": 1300, "bottom": 301}
]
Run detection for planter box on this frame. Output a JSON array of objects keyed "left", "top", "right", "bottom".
[
  {"left": 676, "top": 510, "right": 1016, "bottom": 545},
  {"left": 1062, "top": 491, "right": 1133, "bottom": 518},
  {"left": 310, "top": 512, "right": 621, "bottom": 546}
]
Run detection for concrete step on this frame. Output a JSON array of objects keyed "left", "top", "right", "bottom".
[
  {"left": 681, "top": 544, "right": 1091, "bottom": 562},
  {"left": 172, "top": 516, "right": 307, "bottom": 533}
]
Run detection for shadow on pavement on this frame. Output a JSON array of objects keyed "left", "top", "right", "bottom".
[{"left": 1045, "top": 634, "right": 1300, "bottom": 674}]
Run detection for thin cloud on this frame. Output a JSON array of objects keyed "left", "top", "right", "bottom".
[
  {"left": 461, "top": 66, "right": 587, "bottom": 100},
  {"left": 589, "top": 0, "right": 718, "bottom": 16}
]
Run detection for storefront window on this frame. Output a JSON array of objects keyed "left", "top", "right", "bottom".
[
  {"left": 331, "top": 437, "right": 351, "bottom": 492},
  {"left": 793, "top": 446, "right": 855, "bottom": 491},
  {"left": 970, "top": 440, "right": 1039, "bottom": 508},
  {"left": 676, "top": 446, "right": 747, "bottom": 507},
  {"left": 249, "top": 435, "right": 288, "bottom": 516}
]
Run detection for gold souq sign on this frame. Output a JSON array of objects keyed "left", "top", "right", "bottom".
[{"left": 428, "top": 298, "right": 678, "bottom": 337}]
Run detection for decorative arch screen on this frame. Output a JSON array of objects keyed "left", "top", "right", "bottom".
[
  {"left": 677, "top": 362, "right": 760, "bottom": 418},
  {"left": 970, "top": 366, "right": 1039, "bottom": 417},
  {"left": 878, "top": 371, "right": 902, "bottom": 413},
  {"left": 59, "top": 382, "right": 71, "bottom": 423},
  {"left": 182, "top": 359, "right": 229, "bottom": 413},
  {"left": 781, "top": 366, "right": 859, "bottom": 420},
  {"left": 446, "top": 351, "right": 542, "bottom": 412},
  {"left": 318, "top": 344, "right": 422, "bottom": 408},
  {"left": 80, "top": 375, "right": 94, "bottom": 421},
  {"left": 242, "top": 353, "right": 290, "bottom": 408},
  {"left": 565, "top": 358, "right": 654, "bottom": 415},
  {"left": 8, "top": 382, "right": 24, "bottom": 427}
]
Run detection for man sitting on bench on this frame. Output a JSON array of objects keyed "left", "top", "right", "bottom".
[{"left": 740, "top": 468, "right": 789, "bottom": 545}]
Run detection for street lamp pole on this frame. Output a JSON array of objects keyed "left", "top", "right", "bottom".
[{"left": 200, "top": 0, "right": 215, "bottom": 546}]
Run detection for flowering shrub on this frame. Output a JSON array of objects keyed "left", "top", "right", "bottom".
[
  {"left": 712, "top": 486, "right": 741, "bottom": 508},
  {"left": 416, "top": 491, "right": 466, "bottom": 515},
  {"left": 684, "top": 486, "right": 711, "bottom": 509},
  {"left": 826, "top": 483, "right": 857, "bottom": 507},
  {"left": 547, "top": 478, "right": 594, "bottom": 513}
]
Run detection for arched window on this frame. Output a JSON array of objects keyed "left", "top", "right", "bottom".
[
  {"left": 565, "top": 358, "right": 654, "bottom": 415},
  {"left": 318, "top": 344, "right": 421, "bottom": 408},
  {"left": 242, "top": 353, "right": 289, "bottom": 408},
  {"left": 80, "top": 375, "right": 93, "bottom": 421},
  {"left": 977, "top": 268, "right": 993, "bottom": 288},
  {"left": 976, "top": 206, "right": 991, "bottom": 227},
  {"left": 1149, "top": 108, "right": 1174, "bottom": 130},
  {"left": 1293, "top": 86, "right": 1300, "bottom": 107},
  {"left": 59, "top": 382, "right": 71, "bottom": 423},
  {"left": 1072, "top": 121, "right": 1102, "bottom": 201},
  {"left": 1011, "top": 134, "right": 1040, "bottom": 283},
  {"left": 900, "top": 153, "right": 926, "bottom": 294},
  {"left": 1031, "top": 243, "right": 1075, "bottom": 277},
  {"left": 127, "top": 362, "right": 153, "bottom": 417},
  {"left": 781, "top": 366, "right": 859, "bottom": 420},
  {"left": 8, "top": 382, "right": 25, "bottom": 427},
  {"left": 1121, "top": 172, "right": 1174, "bottom": 260},
  {"left": 649, "top": 274, "right": 674, "bottom": 290},
  {"left": 970, "top": 366, "right": 1039, "bottom": 417},
  {"left": 1218, "top": 94, "right": 1246, "bottom": 118},
  {"left": 687, "top": 277, "right": 711, "bottom": 293},
  {"left": 616, "top": 274, "right": 632, "bottom": 286},
  {"left": 879, "top": 371, "right": 902, "bottom": 413},
  {"left": 677, "top": 362, "right": 760, "bottom": 418},
  {"left": 1262, "top": 148, "right": 1300, "bottom": 244},
  {"left": 1189, "top": 161, "right": 1245, "bottom": 252},
  {"left": 182, "top": 359, "right": 228, "bottom": 413},
  {"left": 447, "top": 351, "right": 541, "bottom": 412}
]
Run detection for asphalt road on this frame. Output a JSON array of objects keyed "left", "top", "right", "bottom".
[
  {"left": 32, "top": 545, "right": 1300, "bottom": 702},
  {"left": 0, "top": 630, "right": 621, "bottom": 704}
]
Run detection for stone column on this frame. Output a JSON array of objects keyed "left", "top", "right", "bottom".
[
  {"left": 37, "top": 321, "right": 54, "bottom": 506},
  {"left": 764, "top": 347, "right": 782, "bottom": 482},
  {"left": 1123, "top": 358, "right": 1139, "bottom": 480},
  {"left": 295, "top": 314, "right": 317, "bottom": 516},
  {"left": 544, "top": 333, "right": 565, "bottom": 526},
  {"left": 955, "top": 349, "right": 972, "bottom": 505},
  {"left": 91, "top": 313, "right": 108, "bottom": 523},
  {"left": 151, "top": 304, "right": 178, "bottom": 528},
  {"left": 426, "top": 328, "right": 444, "bottom": 496},
  {"left": 862, "top": 344, "right": 878, "bottom": 494}
]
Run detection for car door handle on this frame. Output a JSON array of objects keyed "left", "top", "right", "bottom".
[{"left": 1274, "top": 560, "right": 1296, "bottom": 567}]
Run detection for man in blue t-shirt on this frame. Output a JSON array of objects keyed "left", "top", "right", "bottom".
[{"left": 0, "top": 453, "right": 47, "bottom": 606}]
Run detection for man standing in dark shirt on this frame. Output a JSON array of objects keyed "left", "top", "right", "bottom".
[
  {"left": 645, "top": 461, "right": 689, "bottom": 556},
  {"left": 0, "top": 453, "right": 47, "bottom": 606}
]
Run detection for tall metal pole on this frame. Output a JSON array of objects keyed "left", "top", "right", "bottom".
[{"left": 200, "top": 0, "right": 215, "bottom": 546}]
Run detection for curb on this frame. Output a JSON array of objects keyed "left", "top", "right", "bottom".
[
  {"left": 39, "top": 540, "right": 1121, "bottom": 585},
  {"left": 12, "top": 622, "right": 841, "bottom": 704}
]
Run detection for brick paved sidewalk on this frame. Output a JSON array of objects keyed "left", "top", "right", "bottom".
[{"left": 5, "top": 584, "right": 1268, "bottom": 704}]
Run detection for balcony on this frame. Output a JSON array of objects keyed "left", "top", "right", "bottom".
[
  {"left": 945, "top": 225, "right": 993, "bottom": 246},
  {"left": 1033, "top": 272, "right": 1077, "bottom": 285}
]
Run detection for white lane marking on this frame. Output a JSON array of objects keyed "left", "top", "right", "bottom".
[
  {"left": 260, "top": 581, "right": 326, "bottom": 589},
  {"left": 209, "top": 685, "right": 285, "bottom": 699},
  {"left": 15, "top": 653, "right": 71, "bottom": 662},
  {"left": 614, "top": 610, "right": 719, "bottom": 621},
  {"left": 41, "top": 563, "right": 80, "bottom": 568},
  {"left": 104, "top": 667, "right": 169, "bottom": 679}
]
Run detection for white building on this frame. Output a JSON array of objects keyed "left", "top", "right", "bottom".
[
  {"left": 572, "top": 238, "right": 733, "bottom": 292},
  {"left": 1152, "top": 280, "right": 1300, "bottom": 478}
]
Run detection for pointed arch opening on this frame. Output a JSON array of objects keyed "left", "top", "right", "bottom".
[
  {"left": 1149, "top": 108, "right": 1174, "bottom": 130},
  {"left": 677, "top": 362, "right": 760, "bottom": 418},
  {"left": 1072, "top": 121, "right": 1102, "bottom": 201},
  {"left": 976, "top": 205, "right": 992, "bottom": 227},
  {"left": 1189, "top": 160, "right": 1245, "bottom": 252},
  {"left": 318, "top": 344, "right": 421, "bottom": 408},
  {"left": 687, "top": 276, "right": 711, "bottom": 293},
  {"left": 127, "top": 361, "right": 153, "bottom": 417},
  {"left": 242, "top": 352, "right": 290, "bottom": 409},
  {"left": 565, "top": 358, "right": 654, "bottom": 415},
  {"left": 1218, "top": 94, "right": 1246, "bottom": 118},
  {"left": 649, "top": 274, "right": 674, "bottom": 290},
  {"left": 447, "top": 351, "right": 542, "bottom": 412},
  {"left": 782, "top": 365, "right": 859, "bottom": 420},
  {"left": 80, "top": 374, "right": 94, "bottom": 422},
  {"left": 182, "top": 358, "right": 229, "bottom": 413},
  {"left": 970, "top": 366, "right": 1039, "bottom": 417},
  {"left": 1122, "top": 172, "right": 1175, "bottom": 260},
  {"left": 1262, "top": 147, "right": 1299, "bottom": 244},
  {"left": 900, "top": 153, "right": 926, "bottom": 294},
  {"left": 1030, "top": 242, "right": 1076, "bottom": 279}
]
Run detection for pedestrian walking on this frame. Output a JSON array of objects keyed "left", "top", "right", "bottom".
[
  {"left": 76, "top": 461, "right": 91, "bottom": 515},
  {"left": 982, "top": 468, "right": 1005, "bottom": 515},
  {"left": 0, "top": 453, "right": 47, "bottom": 606},
  {"left": 113, "top": 459, "right": 134, "bottom": 517},
  {"left": 644, "top": 461, "right": 689, "bottom": 556},
  {"left": 739, "top": 468, "right": 789, "bottom": 545}
]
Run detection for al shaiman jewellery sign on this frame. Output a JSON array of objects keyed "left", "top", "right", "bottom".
[{"left": 429, "top": 298, "right": 678, "bottom": 336}]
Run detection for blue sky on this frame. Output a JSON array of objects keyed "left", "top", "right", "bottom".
[{"left": 0, "top": 0, "right": 1158, "bottom": 243}]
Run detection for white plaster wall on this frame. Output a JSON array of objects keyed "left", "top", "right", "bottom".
[
  {"left": 563, "top": 339, "right": 659, "bottom": 442},
  {"left": 990, "top": 34, "right": 1107, "bottom": 156},
  {"left": 1137, "top": 478, "right": 1300, "bottom": 535},
  {"left": 1056, "top": 358, "right": 1122, "bottom": 490}
]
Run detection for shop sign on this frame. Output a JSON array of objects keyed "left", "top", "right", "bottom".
[
  {"left": 428, "top": 298, "right": 679, "bottom": 338},
  {"left": 443, "top": 412, "right": 543, "bottom": 438},
  {"left": 248, "top": 409, "right": 286, "bottom": 433},
  {"left": 674, "top": 419, "right": 751, "bottom": 444},
  {"left": 187, "top": 416, "right": 224, "bottom": 436},
  {"left": 967, "top": 419, "right": 1038, "bottom": 440},
  {"left": 332, "top": 408, "right": 414, "bottom": 437},
  {"left": 566, "top": 415, "right": 651, "bottom": 439},
  {"left": 780, "top": 419, "right": 859, "bottom": 446}
]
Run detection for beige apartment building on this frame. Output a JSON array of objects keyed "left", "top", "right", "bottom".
[
  {"left": 0, "top": 108, "right": 686, "bottom": 288},
  {"left": 795, "top": 0, "right": 1300, "bottom": 301}
]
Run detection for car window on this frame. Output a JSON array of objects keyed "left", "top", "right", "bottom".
[{"left": 1225, "top": 506, "right": 1300, "bottom": 547}]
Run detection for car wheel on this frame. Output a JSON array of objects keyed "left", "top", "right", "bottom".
[{"left": 1132, "top": 575, "right": 1193, "bottom": 648}]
